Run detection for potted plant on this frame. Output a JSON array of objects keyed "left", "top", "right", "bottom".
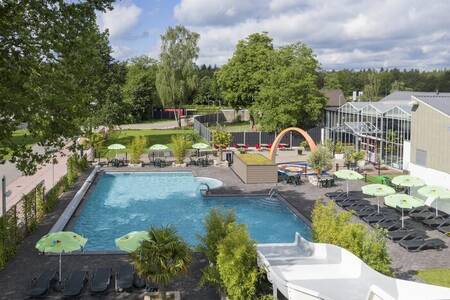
[
  {"left": 129, "top": 136, "right": 146, "bottom": 167},
  {"left": 352, "top": 150, "right": 366, "bottom": 168},
  {"left": 307, "top": 145, "right": 332, "bottom": 175},
  {"left": 171, "top": 135, "right": 192, "bottom": 167},
  {"left": 132, "top": 226, "right": 192, "bottom": 300},
  {"left": 298, "top": 141, "right": 309, "bottom": 155},
  {"left": 334, "top": 141, "right": 345, "bottom": 160}
]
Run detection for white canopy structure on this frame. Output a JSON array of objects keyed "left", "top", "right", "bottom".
[{"left": 257, "top": 234, "right": 450, "bottom": 300}]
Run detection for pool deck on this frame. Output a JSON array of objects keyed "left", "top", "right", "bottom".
[{"left": 0, "top": 165, "right": 449, "bottom": 299}]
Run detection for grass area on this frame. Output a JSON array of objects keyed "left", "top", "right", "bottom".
[
  {"left": 0, "top": 129, "right": 38, "bottom": 159},
  {"left": 100, "top": 128, "right": 199, "bottom": 158},
  {"left": 237, "top": 153, "right": 273, "bottom": 165},
  {"left": 212, "top": 121, "right": 253, "bottom": 132},
  {"left": 416, "top": 269, "right": 450, "bottom": 288}
]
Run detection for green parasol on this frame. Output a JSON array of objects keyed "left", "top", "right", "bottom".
[
  {"left": 334, "top": 170, "right": 363, "bottom": 195},
  {"left": 385, "top": 194, "right": 424, "bottom": 228},
  {"left": 115, "top": 231, "right": 149, "bottom": 253},
  {"left": 392, "top": 175, "right": 425, "bottom": 195},
  {"left": 362, "top": 184, "right": 396, "bottom": 213},
  {"left": 149, "top": 144, "right": 168, "bottom": 150},
  {"left": 107, "top": 143, "right": 126, "bottom": 150},
  {"left": 36, "top": 231, "right": 87, "bottom": 282},
  {"left": 418, "top": 185, "right": 450, "bottom": 216},
  {"left": 192, "top": 143, "right": 210, "bottom": 150}
]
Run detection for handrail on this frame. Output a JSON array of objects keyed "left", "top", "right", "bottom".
[
  {"left": 268, "top": 183, "right": 278, "bottom": 200},
  {"left": 199, "top": 182, "right": 210, "bottom": 195}
]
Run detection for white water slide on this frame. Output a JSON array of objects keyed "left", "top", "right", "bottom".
[{"left": 257, "top": 234, "right": 450, "bottom": 300}]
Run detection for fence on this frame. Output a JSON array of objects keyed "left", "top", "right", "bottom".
[{"left": 193, "top": 113, "right": 322, "bottom": 146}]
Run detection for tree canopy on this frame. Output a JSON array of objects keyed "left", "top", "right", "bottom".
[
  {"left": 253, "top": 43, "right": 327, "bottom": 131},
  {"left": 156, "top": 25, "right": 199, "bottom": 127},
  {"left": 0, "top": 0, "right": 119, "bottom": 174}
]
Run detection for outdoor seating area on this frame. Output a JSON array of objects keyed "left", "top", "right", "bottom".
[{"left": 28, "top": 264, "right": 157, "bottom": 298}]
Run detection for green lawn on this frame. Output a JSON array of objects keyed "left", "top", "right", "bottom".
[
  {"left": 416, "top": 269, "right": 450, "bottom": 288},
  {"left": 0, "top": 129, "right": 38, "bottom": 159},
  {"left": 212, "top": 121, "right": 253, "bottom": 132},
  {"left": 100, "top": 128, "right": 199, "bottom": 158}
]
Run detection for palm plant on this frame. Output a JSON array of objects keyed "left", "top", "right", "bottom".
[
  {"left": 171, "top": 135, "right": 192, "bottom": 164},
  {"left": 131, "top": 226, "right": 192, "bottom": 300}
]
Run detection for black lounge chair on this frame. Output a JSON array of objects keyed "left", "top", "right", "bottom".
[
  {"left": 90, "top": 268, "right": 111, "bottom": 294},
  {"left": 422, "top": 216, "right": 450, "bottom": 228},
  {"left": 399, "top": 238, "right": 446, "bottom": 252},
  {"left": 340, "top": 200, "right": 369, "bottom": 209},
  {"left": 375, "top": 220, "right": 404, "bottom": 231},
  {"left": 29, "top": 270, "right": 57, "bottom": 298},
  {"left": 63, "top": 270, "right": 87, "bottom": 297},
  {"left": 437, "top": 225, "right": 450, "bottom": 235},
  {"left": 116, "top": 265, "right": 134, "bottom": 292},
  {"left": 363, "top": 213, "right": 398, "bottom": 224},
  {"left": 387, "top": 229, "right": 427, "bottom": 242}
]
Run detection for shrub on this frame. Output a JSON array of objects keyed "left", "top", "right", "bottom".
[
  {"left": 211, "top": 129, "right": 231, "bottom": 160},
  {"left": 312, "top": 201, "right": 391, "bottom": 275},
  {"left": 171, "top": 135, "right": 192, "bottom": 164},
  {"left": 132, "top": 226, "right": 192, "bottom": 300},
  {"left": 129, "top": 136, "right": 146, "bottom": 164},
  {"left": 299, "top": 140, "right": 309, "bottom": 150},
  {"left": 352, "top": 150, "right": 366, "bottom": 162},
  {"left": 307, "top": 145, "right": 332, "bottom": 174},
  {"left": 217, "top": 223, "right": 259, "bottom": 300},
  {"left": 197, "top": 209, "right": 236, "bottom": 289},
  {"left": 334, "top": 141, "right": 344, "bottom": 154}
]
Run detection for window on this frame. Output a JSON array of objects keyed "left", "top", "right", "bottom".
[{"left": 415, "top": 149, "right": 427, "bottom": 167}]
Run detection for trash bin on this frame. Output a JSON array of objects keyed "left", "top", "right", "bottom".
[{"left": 225, "top": 152, "right": 233, "bottom": 165}]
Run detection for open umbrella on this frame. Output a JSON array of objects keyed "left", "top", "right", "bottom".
[
  {"left": 334, "top": 170, "right": 363, "bottom": 195},
  {"left": 115, "top": 231, "right": 149, "bottom": 253},
  {"left": 107, "top": 143, "right": 126, "bottom": 158},
  {"left": 385, "top": 194, "right": 424, "bottom": 228},
  {"left": 192, "top": 142, "right": 210, "bottom": 157},
  {"left": 36, "top": 231, "right": 87, "bottom": 282},
  {"left": 392, "top": 175, "right": 425, "bottom": 194},
  {"left": 362, "top": 184, "right": 396, "bottom": 213},
  {"left": 418, "top": 185, "right": 450, "bottom": 216},
  {"left": 149, "top": 144, "right": 168, "bottom": 161}
]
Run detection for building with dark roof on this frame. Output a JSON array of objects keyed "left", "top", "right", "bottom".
[{"left": 321, "top": 89, "right": 346, "bottom": 107}]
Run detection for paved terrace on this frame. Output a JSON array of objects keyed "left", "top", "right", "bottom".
[{"left": 0, "top": 165, "right": 449, "bottom": 299}]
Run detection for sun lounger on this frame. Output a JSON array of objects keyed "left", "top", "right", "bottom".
[
  {"left": 29, "top": 270, "right": 57, "bottom": 298},
  {"left": 339, "top": 199, "right": 368, "bottom": 208},
  {"left": 90, "top": 268, "right": 111, "bottom": 294},
  {"left": 363, "top": 213, "right": 398, "bottom": 224},
  {"left": 399, "top": 238, "right": 446, "bottom": 252},
  {"left": 437, "top": 225, "right": 450, "bottom": 235},
  {"left": 116, "top": 265, "right": 134, "bottom": 292},
  {"left": 387, "top": 229, "right": 427, "bottom": 242},
  {"left": 376, "top": 220, "right": 404, "bottom": 231},
  {"left": 409, "top": 210, "right": 437, "bottom": 220},
  {"left": 422, "top": 216, "right": 450, "bottom": 228},
  {"left": 63, "top": 270, "right": 87, "bottom": 297}
]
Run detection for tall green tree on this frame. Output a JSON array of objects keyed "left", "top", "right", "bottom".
[
  {"left": 324, "top": 72, "right": 342, "bottom": 90},
  {"left": 0, "top": 0, "right": 115, "bottom": 174},
  {"left": 216, "top": 33, "right": 275, "bottom": 128},
  {"left": 131, "top": 226, "right": 192, "bottom": 300},
  {"left": 253, "top": 43, "right": 327, "bottom": 131},
  {"left": 363, "top": 72, "right": 381, "bottom": 100},
  {"left": 123, "top": 55, "right": 160, "bottom": 122},
  {"left": 156, "top": 26, "right": 199, "bottom": 127}
]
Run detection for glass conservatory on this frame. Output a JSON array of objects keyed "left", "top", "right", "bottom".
[{"left": 324, "top": 102, "right": 411, "bottom": 169}]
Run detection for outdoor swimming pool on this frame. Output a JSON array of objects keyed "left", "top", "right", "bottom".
[{"left": 70, "top": 172, "right": 311, "bottom": 251}]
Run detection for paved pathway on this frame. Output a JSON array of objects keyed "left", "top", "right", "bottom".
[{"left": 2, "top": 149, "right": 69, "bottom": 211}]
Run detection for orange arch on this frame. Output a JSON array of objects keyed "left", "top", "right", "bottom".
[{"left": 269, "top": 127, "right": 317, "bottom": 162}]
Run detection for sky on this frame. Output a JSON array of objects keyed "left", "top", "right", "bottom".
[{"left": 97, "top": 0, "right": 450, "bottom": 70}]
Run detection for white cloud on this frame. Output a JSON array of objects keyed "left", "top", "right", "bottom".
[
  {"left": 98, "top": 2, "right": 142, "bottom": 39},
  {"left": 174, "top": 0, "right": 450, "bottom": 69}
]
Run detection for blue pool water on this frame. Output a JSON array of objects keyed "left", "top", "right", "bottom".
[{"left": 71, "top": 172, "right": 311, "bottom": 251}]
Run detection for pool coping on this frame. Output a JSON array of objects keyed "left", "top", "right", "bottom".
[{"left": 50, "top": 169, "right": 312, "bottom": 255}]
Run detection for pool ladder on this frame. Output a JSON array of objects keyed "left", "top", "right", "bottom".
[
  {"left": 199, "top": 182, "right": 210, "bottom": 196},
  {"left": 268, "top": 184, "right": 278, "bottom": 200}
]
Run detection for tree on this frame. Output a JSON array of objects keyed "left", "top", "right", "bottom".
[
  {"left": 156, "top": 26, "right": 199, "bottom": 127},
  {"left": 390, "top": 80, "right": 412, "bottom": 93},
  {"left": 171, "top": 135, "right": 192, "bottom": 164},
  {"left": 211, "top": 130, "right": 232, "bottom": 160},
  {"left": 363, "top": 72, "right": 381, "bottom": 100},
  {"left": 197, "top": 209, "right": 236, "bottom": 290},
  {"left": 193, "top": 75, "right": 222, "bottom": 104},
  {"left": 131, "top": 226, "right": 192, "bottom": 300},
  {"left": 216, "top": 33, "right": 275, "bottom": 128},
  {"left": 324, "top": 72, "right": 342, "bottom": 90},
  {"left": 123, "top": 56, "right": 160, "bottom": 122},
  {"left": 312, "top": 201, "right": 391, "bottom": 275},
  {"left": 129, "top": 136, "right": 146, "bottom": 164},
  {"left": 0, "top": 0, "right": 116, "bottom": 174},
  {"left": 307, "top": 145, "right": 333, "bottom": 175},
  {"left": 252, "top": 43, "right": 327, "bottom": 131}
]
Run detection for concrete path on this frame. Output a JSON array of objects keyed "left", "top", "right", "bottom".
[{"left": 2, "top": 149, "right": 69, "bottom": 211}]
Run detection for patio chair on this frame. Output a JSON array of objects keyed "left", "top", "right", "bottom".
[
  {"left": 278, "top": 171, "right": 288, "bottom": 183},
  {"left": 422, "top": 216, "right": 450, "bottom": 228},
  {"left": 63, "top": 270, "right": 87, "bottom": 298},
  {"left": 90, "top": 268, "right": 111, "bottom": 294},
  {"left": 28, "top": 269, "right": 57, "bottom": 298},
  {"left": 387, "top": 229, "right": 427, "bottom": 242},
  {"left": 399, "top": 238, "right": 446, "bottom": 252},
  {"left": 116, "top": 265, "right": 134, "bottom": 292}
]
